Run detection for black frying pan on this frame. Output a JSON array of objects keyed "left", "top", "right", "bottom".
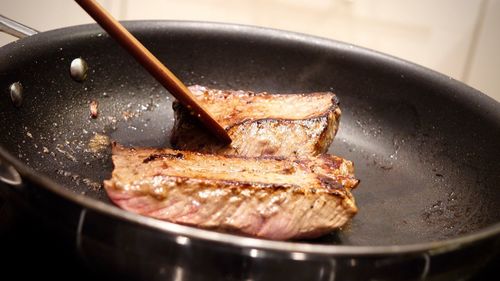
[{"left": 0, "top": 19, "right": 499, "bottom": 280}]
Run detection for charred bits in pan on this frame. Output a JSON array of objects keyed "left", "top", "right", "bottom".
[
  {"left": 90, "top": 100, "right": 99, "bottom": 118},
  {"left": 88, "top": 133, "right": 110, "bottom": 153}
]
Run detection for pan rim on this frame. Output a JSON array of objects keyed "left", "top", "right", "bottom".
[
  {"left": 7, "top": 152, "right": 500, "bottom": 256},
  {"left": 1, "top": 20, "right": 499, "bottom": 256}
]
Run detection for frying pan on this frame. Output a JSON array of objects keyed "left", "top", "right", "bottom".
[{"left": 0, "top": 17, "right": 499, "bottom": 280}]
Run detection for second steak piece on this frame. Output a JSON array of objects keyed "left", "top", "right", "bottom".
[
  {"left": 171, "top": 85, "right": 341, "bottom": 157},
  {"left": 104, "top": 144, "right": 359, "bottom": 240}
]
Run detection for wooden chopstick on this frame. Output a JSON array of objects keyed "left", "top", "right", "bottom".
[{"left": 75, "top": 0, "right": 232, "bottom": 144}]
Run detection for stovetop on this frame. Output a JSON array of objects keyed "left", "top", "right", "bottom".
[{"left": 1, "top": 194, "right": 498, "bottom": 280}]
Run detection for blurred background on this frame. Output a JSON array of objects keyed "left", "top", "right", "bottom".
[{"left": 1, "top": 0, "right": 499, "bottom": 101}]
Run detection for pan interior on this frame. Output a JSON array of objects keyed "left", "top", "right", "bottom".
[{"left": 0, "top": 22, "right": 498, "bottom": 246}]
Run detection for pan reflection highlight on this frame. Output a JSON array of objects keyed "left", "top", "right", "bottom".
[
  {"left": 175, "top": 235, "right": 190, "bottom": 246},
  {"left": 290, "top": 252, "right": 307, "bottom": 261}
]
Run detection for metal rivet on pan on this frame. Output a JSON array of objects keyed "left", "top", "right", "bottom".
[
  {"left": 9, "top": 82, "right": 23, "bottom": 107},
  {"left": 70, "top": 58, "right": 88, "bottom": 82}
]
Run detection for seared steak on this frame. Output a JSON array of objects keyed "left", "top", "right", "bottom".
[
  {"left": 104, "top": 143, "right": 359, "bottom": 240},
  {"left": 170, "top": 85, "right": 341, "bottom": 157}
]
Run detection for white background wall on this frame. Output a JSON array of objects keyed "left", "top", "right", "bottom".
[{"left": 1, "top": 0, "right": 499, "bottom": 101}]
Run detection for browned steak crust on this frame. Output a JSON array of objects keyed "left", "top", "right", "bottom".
[
  {"left": 170, "top": 85, "right": 341, "bottom": 157},
  {"left": 104, "top": 143, "right": 359, "bottom": 240}
]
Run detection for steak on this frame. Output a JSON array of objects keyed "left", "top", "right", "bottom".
[
  {"left": 170, "top": 85, "right": 341, "bottom": 157},
  {"left": 104, "top": 143, "right": 359, "bottom": 240}
]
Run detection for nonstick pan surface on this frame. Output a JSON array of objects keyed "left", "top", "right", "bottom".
[{"left": 0, "top": 21, "right": 499, "bottom": 249}]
